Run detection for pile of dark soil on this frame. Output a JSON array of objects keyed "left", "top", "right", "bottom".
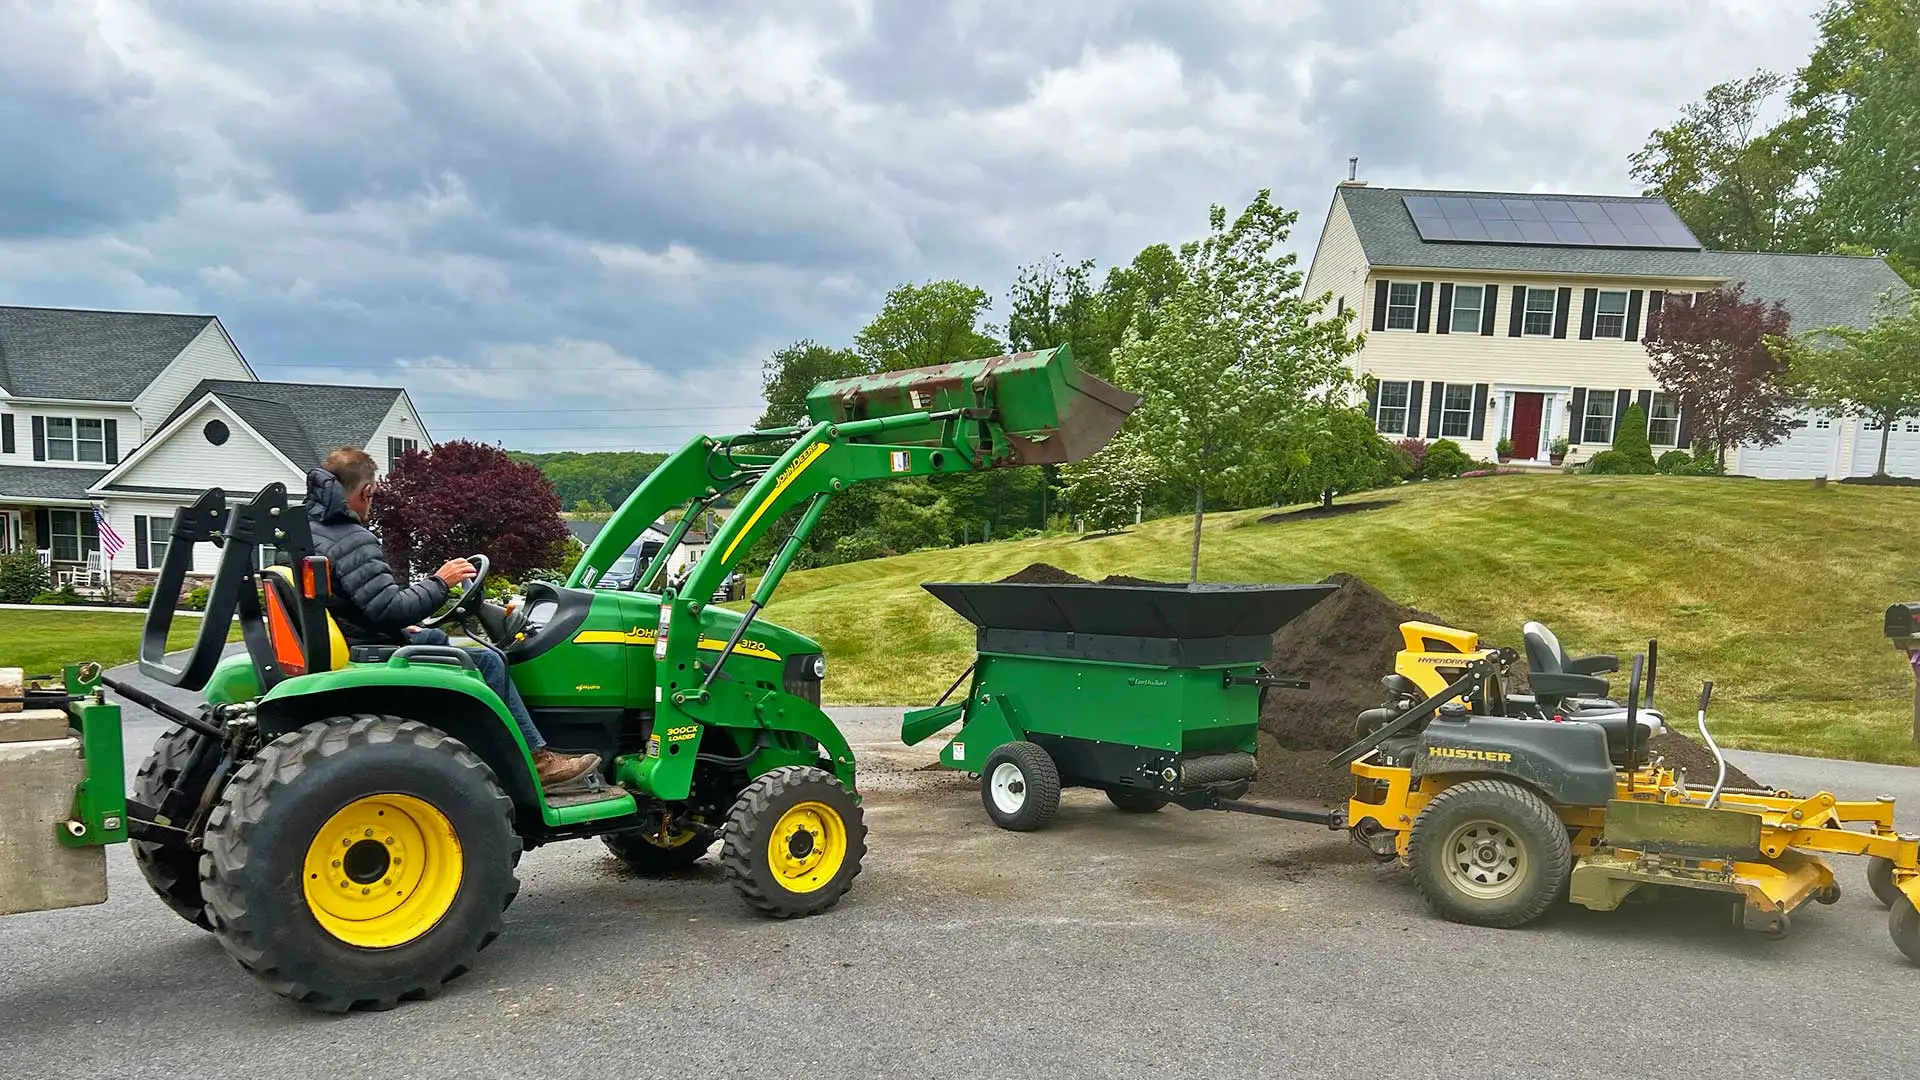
[
  {"left": 1247, "top": 732, "right": 1354, "bottom": 806},
  {"left": 1645, "top": 732, "right": 1760, "bottom": 790},
  {"left": 1260, "top": 572, "right": 1444, "bottom": 752},
  {"left": 1099, "top": 574, "right": 1179, "bottom": 587},
  {"left": 997, "top": 562, "right": 1090, "bottom": 585}
]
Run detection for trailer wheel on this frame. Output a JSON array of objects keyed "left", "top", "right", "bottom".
[
  {"left": 981, "top": 742, "right": 1060, "bottom": 831},
  {"left": 1106, "top": 788, "right": 1166, "bottom": 814},
  {"left": 1892, "top": 899, "right": 1920, "bottom": 965},
  {"left": 131, "top": 723, "right": 228, "bottom": 930},
  {"left": 721, "top": 766, "right": 866, "bottom": 918},
  {"left": 200, "top": 716, "right": 520, "bottom": 1013},
  {"left": 603, "top": 818, "right": 714, "bottom": 875},
  {"left": 1868, "top": 856, "right": 1903, "bottom": 910},
  {"left": 1408, "top": 779, "right": 1571, "bottom": 929}
]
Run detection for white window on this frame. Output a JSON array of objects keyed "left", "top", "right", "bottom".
[
  {"left": 1648, "top": 393, "right": 1680, "bottom": 447},
  {"left": 48, "top": 509, "right": 99, "bottom": 563},
  {"left": 140, "top": 515, "right": 172, "bottom": 567},
  {"left": 388, "top": 436, "right": 420, "bottom": 463},
  {"left": 1583, "top": 394, "right": 1616, "bottom": 444},
  {"left": 1385, "top": 283, "right": 1419, "bottom": 330},
  {"left": 1449, "top": 286, "right": 1483, "bottom": 334},
  {"left": 1375, "top": 381, "right": 1411, "bottom": 436},
  {"left": 1523, "top": 289, "right": 1558, "bottom": 336},
  {"left": 1440, "top": 384, "right": 1474, "bottom": 439},
  {"left": 45, "top": 417, "right": 106, "bottom": 463},
  {"left": 1593, "top": 291, "right": 1629, "bottom": 339}
]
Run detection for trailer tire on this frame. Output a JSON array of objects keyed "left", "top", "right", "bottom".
[
  {"left": 721, "top": 766, "right": 866, "bottom": 918},
  {"left": 1408, "top": 779, "right": 1571, "bottom": 929},
  {"left": 131, "top": 723, "right": 229, "bottom": 931},
  {"left": 603, "top": 821, "right": 715, "bottom": 875},
  {"left": 201, "top": 716, "right": 520, "bottom": 1013},
  {"left": 981, "top": 742, "right": 1060, "bottom": 831},
  {"left": 1106, "top": 788, "right": 1166, "bottom": 814},
  {"left": 1892, "top": 899, "right": 1920, "bottom": 965},
  {"left": 1868, "top": 856, "right": 1903, "bottom": 910}
]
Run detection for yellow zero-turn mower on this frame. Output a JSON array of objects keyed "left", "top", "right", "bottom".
[{"left": 1338, "top": 613, "right": 1920, "bottom": 963}]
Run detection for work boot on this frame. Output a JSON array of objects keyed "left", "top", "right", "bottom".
[{"left": 534, "top": 747, "right": 601, "bottom": 789}]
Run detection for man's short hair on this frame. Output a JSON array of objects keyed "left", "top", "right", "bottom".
[{"left": 323, "top": 447, "right": 378, "bottom": 494}]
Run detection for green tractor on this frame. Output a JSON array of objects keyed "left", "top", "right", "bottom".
[{"left": 13, "top": 346, "right": 1137, "bottom": 1012}]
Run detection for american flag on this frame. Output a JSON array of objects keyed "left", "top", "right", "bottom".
[{"left": 93, "top": 505, "right": 125, "bottom": 560}]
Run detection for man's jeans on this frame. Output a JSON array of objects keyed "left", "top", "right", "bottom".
[{"left": 404, "top": 627, "right": 546, "bottom": 751}]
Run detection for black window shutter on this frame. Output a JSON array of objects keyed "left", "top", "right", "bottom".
[
  {"left": 1435, "top": 284, "right": 1454, "bottom": 335},
  {"left": 1644, "top": 290, "right": 1666, "bottom": 339},
  {"left": 1470, "top": 384, "right": 1489, "bottom": 441},
  {"left": 1481, "top": 284, "right": 1498, "bottom": 335},
  {"left": 1676, "top": 398, "right": 1694, "bottom": 447},
  {"left": 1365, "top": 381, "right": 1380, "bottom": 423},
  {"left": 1579, "top": 288, "right": 1599, "bottom": 340},
  {"left": 33, "top": 508, "right": 50, "bottom": 549},
  {"left": 1635, "top": 389, "right": 1653, "bottom": 417},
  {"left": 31, "top": 416, "right": 44, "bottom": 461},
  {"left": 1624, "top": 290, "right": 1645, "bottom": 340},
  {"left": 104, "top": 419, "right": 119, "bottom": 464},
  {"left": 1553, "top": 287, "right": 1573, "bottom": 338},
  {"left": 1415, "top": 282, "right": 1434, "bottom": 333},
  {"left": 1569, "top": 388, "right": 1588, "bottom": 445},
  {"left": 1, "top": 414, "right": 12, "bottom": 455},
  {"left": 1372, "top": 280, "right": 1389, "bottom": 332},
  {"left": 1426, "top": 382, "right": 1445, "bottom": 438},
  {"left": 1614, "top": 389, "right": 1632, "bottom": 441},
  {"left": 1407, "top": 381, "right": 1426, "bottom": 434},
  {"left": 1508, "top": 287, "right": 1526, "bottom": 337},
  {"left": 135, "top": 516, "right": 149, "bottom": 570}
]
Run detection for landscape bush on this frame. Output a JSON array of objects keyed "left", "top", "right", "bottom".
[
  {"left": 1657, "top": 449, "right": 1694, "bottom": 474},
  {"left": 29, "top": 586, "right": 83, "bottom": 606},
  {"left": 133, "top": 585, "right": 156, "bottom": 606},
  {"left": 183, "top": 585, "right": 211, "bottom": 611},
  {"left": 0, "top": 550, "right": 51, "bottom": 604},
  {"left": 1394, "top": 438, "right": 1428, "bottom": 480},
  {"left": 1421, "top": 439, "right": 1474, "bottom": 479},
  {"left": 1597, "top": 403, "right": 1658, "bottom": 474}
]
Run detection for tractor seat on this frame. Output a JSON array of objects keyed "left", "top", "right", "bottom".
[{"left": 261, "top": 565, "right": 349, "bottom": 674}]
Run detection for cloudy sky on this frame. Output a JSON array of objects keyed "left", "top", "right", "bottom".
[{"left": 2, "top": 0, "right": 1826, "bottom": 452}]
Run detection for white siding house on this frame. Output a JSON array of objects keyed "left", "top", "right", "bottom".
[{"left": 1306, "top": 183, "right": 1910, "bottom": 477}]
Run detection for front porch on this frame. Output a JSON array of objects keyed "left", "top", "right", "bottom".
[{"left": 3, "top": 502, "right": 110, "bottom": 598}]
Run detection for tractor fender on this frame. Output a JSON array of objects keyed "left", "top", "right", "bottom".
[
  {"left": 748, "top": 690, "right": 857, "bottom": 787},
  {"left": 256, "top": 663, "right": 539, "bottom": 809},
  {"left": 1415, "top": 715, "right": 1616, "bottom": 807}
]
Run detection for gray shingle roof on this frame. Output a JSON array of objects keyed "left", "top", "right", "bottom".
[
  {"left": 0, "top": 465, "right": 109, "bottom": 501},
  {"left": 0, "top": 306, "right": 216, "bottom": 401},
  {"left": 161, "top": 380, "right": 403, "bottom": 469},
  {"left": 1335, "top": 185, "right": 1906, "bottom": 329}
]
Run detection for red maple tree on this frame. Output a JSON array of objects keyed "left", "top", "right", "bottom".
[
  {"left": 370, "top": 440, "right": 572, "bottom": 582},
  {"left": 1644, "top": 283, "right": 1794, "bottom": 470}
]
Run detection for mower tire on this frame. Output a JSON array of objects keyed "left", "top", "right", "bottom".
[
  {"left": 721, "top": 766, "right": 866, "bottom": 918},
  {"left": 201, "top": 716, "right": 521, "bottom": 1013},
  {"left": 1868, "top": 856, "right": 1903, "bottom": 910},
  {"left": 131, "top": 723, "right": 229, "bottom": 930},
  {"left": 603, "top": 821, "right": 715, "bottom": 875},
  {"left": 981, "top": 742, "right": 1061, "bottom": 831},
  {"left": 1408, "top": 778, "right": 1572, "bottom": 929},
  {"left": 1892, "top": 898, "right": 1920, "bottom": 966},
  {"left": 1106, "top": 788, "right": 1167, "bottom": 814}
]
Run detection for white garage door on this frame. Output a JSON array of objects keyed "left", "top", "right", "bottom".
[
  {"left": 1849, "top": 418, "right": 1920, "bottom": 479},
  {"left": 1736, "top": 411, "right": 1841, "bottom": 479}
]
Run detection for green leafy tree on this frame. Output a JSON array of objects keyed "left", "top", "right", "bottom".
[
  {"left": 1276, "top": 402, "right": 1403, "bottom": 508},
  {"left": 1059, "top": 437, "right": 1160, "bottom": 533},
  {"left": 1630, "top": 71, "right": 1815, "bottom": 251},
  {"left": 1100, "top": 243, "right": 1184, "bottom": 341},
  {"left": 1112, "top": 190, "right": 1362, "bottom": 581},
  {"left": 1775, "top": 290, "right": 1920, "bottom": 476},
  {"left": 755, "top": 339, "right": 867, "bottom": 428},
  {"left": 853, "top": 280, "right": 1002, "bottom": 372},
  {"left": 1005, "top": 254, "right": 1123, "bottom": 375},
  {"left": 507, "top": 450, "right": 669, "bottom": 509}
]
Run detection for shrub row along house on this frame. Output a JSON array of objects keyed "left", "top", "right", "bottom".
[
  {"left": 1304, "top": 180, "right": 1912, "bottom": 478},
  {"left": 0, "top": 306, "right": 430, "bottom": 599}
]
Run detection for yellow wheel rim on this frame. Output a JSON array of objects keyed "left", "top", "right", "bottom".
[
  {"left": 766, "top": 800, "right": 847, "bottom": 894},
  {"left": 301, "top": 794, "right": 463, "bottom": 949}
]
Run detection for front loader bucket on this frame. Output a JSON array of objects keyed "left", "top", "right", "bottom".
[{"left": 805, "top": 344, "right": 1142, "bottom": 465}]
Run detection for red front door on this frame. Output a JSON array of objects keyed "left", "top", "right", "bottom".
[{"left": 1510, "top": 393, "right": 1545, "bottom": 459}]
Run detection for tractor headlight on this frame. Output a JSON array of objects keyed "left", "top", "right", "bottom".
[{"left": 810, "top": 655, "right": 827, "bottom": 679}]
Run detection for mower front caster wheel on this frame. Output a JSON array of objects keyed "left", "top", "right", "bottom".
[
  {"left": 1868, "top": 856, "right": 1903, "bottom": 909},
  {"left": 981, "top": 742, "right": 1061, "bottom": 831},
  {"left": 1892, "top": 899, "right": 1920, "bottom": 965},
  {"left": 721, "top": 766, "right": 866, "bottom": 918},
  {"left": 1407, "top": 779, "right": 1572, "bottom": 929}
]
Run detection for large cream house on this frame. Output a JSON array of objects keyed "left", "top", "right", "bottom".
[{"left": 1303, "top": 182, "right": 1911, "bottom": 478}]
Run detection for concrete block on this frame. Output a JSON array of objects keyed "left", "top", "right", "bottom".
[
  {"left": 0, "top": 736, "right": 107, "bottom": 916},
  {"left": 0, "top": 667, "right": 20, "bottom": 712},
  {"left": 0, "top": 708, "right": 71, "bottom": 745}
]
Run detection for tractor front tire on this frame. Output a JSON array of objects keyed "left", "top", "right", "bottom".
[
  {"left": 1106, "top": 788, "right": 1167, "bottom": 814},
  {"left": 1868, "top": 856, "right": 1903, "bottom": 910},
  {"left": 201, "top": 716, "right": 521, "bottom": 1013},
  {"left": 131, "top": 723, "right": 228, "bottom": 930},
  {"left": 721, "top": 766, "right": 866, "bottom": 918},
  {"left": 981, "top": 742, "right": 1061, "bottom": 831},
  {"left": 603, "top": 821, "right": 715, "bottom": 875},
  {"left": 1407, "top": 779, "right": 1572, "bottom": 929}
]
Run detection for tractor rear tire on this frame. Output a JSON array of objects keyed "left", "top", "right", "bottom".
[
  {"left": 603, "top": 821, "right": 715, "bottom": 875},
  {"left": 720, "top": 766, "right": 866, "bottom": 918},
  {"left": 130, "top": 723, "right": 228, "bottom": 931},
  {"left": 1868, "top": 856, "right": 1903, "bottom": 910},
  {"left": 1407, "top": 779, "right": 1572, "bottom": 929},
  {"left": 200, "top": 716, "right": 521, "bottom": 1013},
  {"left": 980, "top": 742, "right": 1061, "bottom": 832},
  {"left": 1106, "top": 788, "right": 1167, "bottom": 814},
  {"left": 1892, "top": 898, "right": 1920, "bottom": 966}
]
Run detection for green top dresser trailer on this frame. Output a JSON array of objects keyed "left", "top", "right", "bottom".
[{"left": 902, "top": 579, "right": 1340, "bottom": 830}]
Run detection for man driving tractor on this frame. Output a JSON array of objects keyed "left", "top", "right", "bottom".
[{"left": 305, "top": 447, "right": 600, "bottom": 789}]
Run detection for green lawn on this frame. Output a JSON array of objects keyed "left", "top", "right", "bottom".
[
  {"left": 755, "top": 474, "right": 1920, "bottom": 765},
  {"left": 0, "top": 609, "right": 239, "bottom": 675}
]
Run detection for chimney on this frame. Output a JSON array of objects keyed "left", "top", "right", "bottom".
[{"left": 1339, "top": 156, "right": 1367, "bottom": 187}]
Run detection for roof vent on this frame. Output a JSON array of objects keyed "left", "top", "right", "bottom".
[{"left": 1338, "top": 156, "right": 1367, "bottom": 187}]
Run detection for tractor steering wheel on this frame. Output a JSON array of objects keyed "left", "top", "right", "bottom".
[{"left": 419, "top": 554, "right": 491, "bottom": 630}]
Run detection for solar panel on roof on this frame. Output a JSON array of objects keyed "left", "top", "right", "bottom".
[{"left": 1400, "top": 195, "right": 1702, "bottom": 250}]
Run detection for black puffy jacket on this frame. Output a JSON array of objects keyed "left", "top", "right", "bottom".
[{"left": 306, "top": 468, "right": 449, "bottom": 646}]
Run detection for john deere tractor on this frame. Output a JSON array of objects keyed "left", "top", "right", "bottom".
[{"left": 2, "top": 346, "right": 1137, "bottom": 1012}]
